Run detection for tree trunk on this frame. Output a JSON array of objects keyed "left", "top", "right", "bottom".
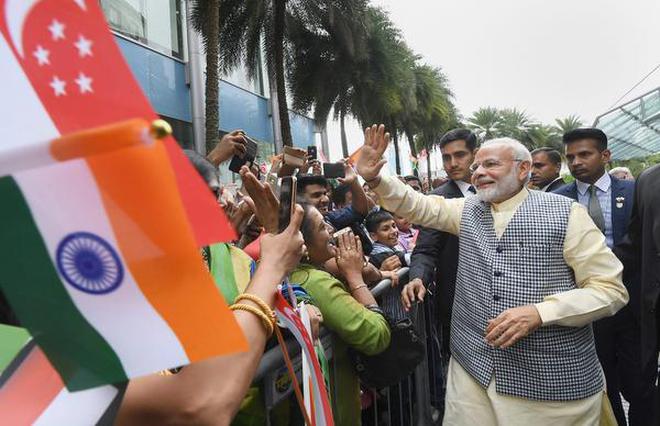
[
  {"left": 392, "top": 133, "right": 401, "bottom": 175},
  {"left": 272, "top": 0, "right": 293, "bottom": 147},
  {"left": 339, "top": 110, "right": 349, "bottom": 158},
  {"left": 203, "top": 0, "right": 220, "bottom": 152},
  {"left": 405, "top": 130, "right": 418, "bottom": 177},
  {"left": 426, "top": 147, "right": 432, "bottom": 183}
]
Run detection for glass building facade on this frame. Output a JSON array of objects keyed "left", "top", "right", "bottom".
[
  {"left": 594, "top": 87, "right": 660, "bottom": 160},
  {"left": 100, "top": 0, "right": 317, "bottom": 160}
]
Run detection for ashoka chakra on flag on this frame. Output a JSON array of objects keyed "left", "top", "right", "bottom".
[{"left": 56, "top": 232, "right": 124, "bottom": 295}]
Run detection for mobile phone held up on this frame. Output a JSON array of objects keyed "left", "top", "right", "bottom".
[
  {"left": 307, "top": 145, "right": 318, "bottom": 161},
  {"left": 278, "top": 176, "right": 297, "bottom": 233},
  {"left": 228, "top": 133, "right": 258, "bottom": 174},
  {"left": 323, "top": 162, "right": 345, "bottom": 179},
  {"left": 332, "top": 227, "right": 352, "bottom": 247}
]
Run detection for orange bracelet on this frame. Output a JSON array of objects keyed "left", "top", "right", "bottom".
[
  {"left": 230, "top": 303, "right": 274, "bottom": 337},
  {"left": 235, "top": 293, "right": 276, "bottom": 323}
]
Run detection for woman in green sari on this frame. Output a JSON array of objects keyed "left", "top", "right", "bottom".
[{"left": 291, "top": 204, "right": 391, "bottom": 426}]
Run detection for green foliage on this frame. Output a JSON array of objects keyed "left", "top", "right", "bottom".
[
  {"left": 192, "top": 0, "right": 349, "bottom": 147},
  {"left": 286, "top": 0, "right": 369, "bottom": 155},
  {"left": 194, "top": 0, "right": 460, "bottom": 163},
  {"left": 349, "top": 7, "right": 416, "bottom": 129},
  {"left": 611, "top": 153, "right": 660, "bottom": 177},
  {"left": 527, "top": 124, "right": 562, "bottom": 150},
  {"left": 467, "top": 109, "right": 585, "bottom": 151},
  {"left": 402, "top": 64, "right": 457, "bottom": 154},
  {"left": 288, "top": 4, "right": 457, "bottom": 167},
  {"left": 467, "top": 107, "right": 500, "bottom": 141},
  {"left": 552, "top": 114, "right": 584, "bottom": 135}
]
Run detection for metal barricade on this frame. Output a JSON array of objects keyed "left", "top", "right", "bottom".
[{"left": 252, "top": 267, "right": 438, "bottom": 426}]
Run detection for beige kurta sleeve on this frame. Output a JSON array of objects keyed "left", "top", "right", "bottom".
[
  {"left": 371, "top": 175, "right": 464, "bottom": 235},
  {"left": 534, "top": 202, "right": 629, "bottom": 327}
]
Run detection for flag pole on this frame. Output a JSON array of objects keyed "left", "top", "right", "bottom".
[{"left": 0, "top": 118, "right": 161, "bottom": 177}]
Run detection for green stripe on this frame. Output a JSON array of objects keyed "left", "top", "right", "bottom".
[
  {"left": 209, "top": 243, "right": 239, "bottom": 303},
  {"left": 0, "top": 324, "right": 30, "bottom": 373},
  {"left": 0, "top": 177, "right": 126, "bottom": 391}
]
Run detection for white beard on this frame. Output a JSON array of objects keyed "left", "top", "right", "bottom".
[{"left": 476, "top": 168, "right": 521, "bottom": 203}]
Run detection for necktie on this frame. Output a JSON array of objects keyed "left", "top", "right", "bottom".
[
  {"left": 467, "top": 185, "right": 476, "bottom": 194},
  {"left": 588, "top": 185, "right": 605, "bottom": 233}
]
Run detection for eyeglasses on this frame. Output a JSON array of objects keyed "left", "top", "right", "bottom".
[{"left": 469, "top": 158, "right": 525, "bottom": 173}]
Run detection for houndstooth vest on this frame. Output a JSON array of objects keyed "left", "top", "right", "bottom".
[{"left": 450, "top": 190, "right": 604, "bottom": 401}]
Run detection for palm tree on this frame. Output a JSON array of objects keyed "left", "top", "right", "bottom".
[
  {"left": 495, "top": 108, "right": 534, "bottom": 147},
  {"left": 401, "top": 64, "right": 457, "bottom": 176},
  {"left": 286, "top": 0, "right": 369, "bottom": 157},
  {"left": 467, "top": 107, "right": 500, "bottom": 141},
  {"left": 211, "top": 0, "right": 294, "bottom": 146},
  {"left": 350, "top": 7, "right": 416, "bottom": 174},
  {"left": 527, "top": 124, "right": 562, "bottom": 150},
  {"left": 192, "top": 0, "right": 329, "bottom": 147},
  {"left": 553, "top": 114, "right": 584, "bottom": 135},
  {"left": 190, "top": 0, "right": 221, "bottom": 152}
]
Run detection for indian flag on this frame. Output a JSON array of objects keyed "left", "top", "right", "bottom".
[
  {"left": 0, "top": 141, "right": 247, "bottom": 391},
  {"left": 0, "top": 338, "right": 125, "bottom": 425}
]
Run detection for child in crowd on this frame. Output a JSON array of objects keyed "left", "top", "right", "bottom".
[
  {"left": 365, "top": 210, "right": 409, "bottom": 270},
  {"left": 393, "top": 215, "right": 417, "bottom": 253}
]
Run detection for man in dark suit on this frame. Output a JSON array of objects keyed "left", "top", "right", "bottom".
[
  {"left": 554, "top": 128, "right": 648, "bottom": 426},
  {"left": 400, "top": 128, "right": 477, "bottom": 415},
  {"left": 615, "top": 164, "right": 660, "bottom": 425},
  {"left": 530, "top": 147, "right": 565, "bottom": 192}
]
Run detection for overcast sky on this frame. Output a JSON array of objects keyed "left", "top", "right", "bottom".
[{"left": 326, "top": 0, "right": 660, "bottom": 160}]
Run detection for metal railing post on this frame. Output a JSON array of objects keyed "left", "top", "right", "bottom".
[
  {"left": 413, "top": 298, "right": 433, "bottom": 425},
  {"left": 251, "top": 267, "right": 439, "bottom": 424}
]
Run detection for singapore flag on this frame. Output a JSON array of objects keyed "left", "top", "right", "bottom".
[{"left": 0, "top": 0, "right": 236, "bottom": 245}]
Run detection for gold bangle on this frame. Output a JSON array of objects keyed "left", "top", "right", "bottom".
[
  {"left": 350, "top": 284, "right": 368, "bottom": 293},
  {"left": 235, "top": 293, "right": 276, "bottom": 323},
  {"left": 230, "top": 303, "right": 274, "bottom": 336}
]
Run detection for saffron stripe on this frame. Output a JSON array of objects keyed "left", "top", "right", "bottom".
[{"left": 86, "top": 143, "right": 247, "bottom": 360}]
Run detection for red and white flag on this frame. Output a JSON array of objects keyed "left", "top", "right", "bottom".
[
  {"left": 275, "top": 292, "right": 334, "bottom": 426},
  {"left": 316, "top": 142, "right": 329, "bottom": 163},
  {"left": 0, "top": 339, "right": 126, "bottom": 425},
  {"left": 0, "top": 0, "right": 235, "bottom": 244}
]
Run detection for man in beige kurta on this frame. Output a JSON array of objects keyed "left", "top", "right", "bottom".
[{"left": 356, "top": 125, "right": 628, "bottom": 426}]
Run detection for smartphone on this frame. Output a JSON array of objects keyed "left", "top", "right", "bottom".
[
  {"left": 307, "top": 145, "right": 318, "bottom": 161},
  {"left": 228, "top": 134, "right": 258, "bottom": 174},
  {"left": 265, "top": 172, "right": 278, "bottom": 188},
  {"left": 278, "top": 176, "right": 297, "bottom": 232},
  {"left": 323, "top": 162, "right": 345, "bottom": 179},
  {"left": 332, "top": 227, "right": 352, "bottom": 246},
  {"left": 282, "top": 146, "right": 306, "bottom": 168}
]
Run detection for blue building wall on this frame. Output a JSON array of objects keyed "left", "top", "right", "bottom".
[
  {"left": 289, "top": 111, "right": 316, "bottom": 150},
  {"left": 218, "top": 80, "right": 273, "bottom": 143},
  {"left": 115, "top": 36, "right": 316, "bottom": 151},
  {"left": 116, "top": 37, "right": 191, "bottom": 122}
]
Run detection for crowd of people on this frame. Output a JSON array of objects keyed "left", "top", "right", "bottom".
[{"left": 1, "top": 122, "right": 659, "bottom": 426}]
